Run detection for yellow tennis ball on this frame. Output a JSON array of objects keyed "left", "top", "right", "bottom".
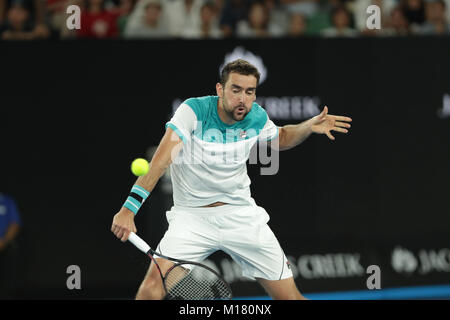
[{"left": 131, "top": 158, "right": 149, "bottom": 176}]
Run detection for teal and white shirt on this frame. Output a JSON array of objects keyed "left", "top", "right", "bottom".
[{"left": 166, "top": 95, "right": 279, "bottom": 207}]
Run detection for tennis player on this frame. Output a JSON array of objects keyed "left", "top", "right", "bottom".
[{"left": 111, "top": 59, "right": 352, "bottom": 300}]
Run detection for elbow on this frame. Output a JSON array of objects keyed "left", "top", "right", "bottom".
[
  {"left": 151, "top": 158, "right": 171, "bottom": 173},
  {"left": 273, "top": 127, "right": 288, "bottom": 151},
  {"left": 150, "top": 142, "right": 182, "bottom": 173}
]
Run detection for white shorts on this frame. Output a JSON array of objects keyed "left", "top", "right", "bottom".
[{"left": 156, "top": 204, "right": 293, "bottom": 281}]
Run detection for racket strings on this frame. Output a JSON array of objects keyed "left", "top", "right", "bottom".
[{"left": 164, "top": 264, "right": 232, "bottom": 300}]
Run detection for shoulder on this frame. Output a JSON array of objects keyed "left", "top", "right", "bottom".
[
  {"left": 245, "top": 102, "right": 269, "bottom": 130},
  {"left": 182, "top": 96, "right": 217, "bottom": 120}
]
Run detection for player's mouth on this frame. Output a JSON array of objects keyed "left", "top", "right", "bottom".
[{"left": 235, "top": 106, "right": 246, "bottom": 115}]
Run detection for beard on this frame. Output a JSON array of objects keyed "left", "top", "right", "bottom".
[{"left": 224, "top": 102, "right": 249, "bottom": 122}]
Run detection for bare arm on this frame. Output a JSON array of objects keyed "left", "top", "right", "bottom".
[
  {"left": 0, "top": 222, "right": 20, "bottom": 251},
  {"left": 273, "top": 106, "right": 352, "bottom": 151},
  {"left": 276, "top": 118, "right": 315, "bottom": 151},
  {"left": 134, "top": 128, "right": 182, "bottom": 192},
  {"left": 111, "top": 127, "right": 183, "bottom": 241}
]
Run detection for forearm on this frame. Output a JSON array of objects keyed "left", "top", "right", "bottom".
[
  {"left": 278, "top": 118, "right": 314, "bottom": 151},
  {"left": 134, "top": 159, "right": 170, "bottom": 193},
  {"left": 119, "top": 156, "right": 171, "bottom": 215},
  {"left": 121, "top": 128, "right": 182, "bottom": 214},
  {"left": 2, "top": 223, "right": 19, "bottom": 245}
]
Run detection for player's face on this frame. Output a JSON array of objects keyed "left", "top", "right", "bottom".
[{"left": 219, "top": 72, "right": 257, "bottom": 122}]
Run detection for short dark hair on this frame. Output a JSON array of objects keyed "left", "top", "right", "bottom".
[{"left": 220, "top": 59, "right": 261, "bottom": 87}]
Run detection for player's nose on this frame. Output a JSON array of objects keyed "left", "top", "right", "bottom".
[{"left": 239, "top": 91, "right": 246, "bottom": 104}]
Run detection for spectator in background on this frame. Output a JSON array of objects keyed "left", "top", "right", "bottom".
[
  {"left": 115, "top": 0, "right": 137, "bottom": 35},
  {"left": 288, "top": 11, "right": 307, "bottom": 36},
  {"left": 445, "top": 0, "right": 450, "bottom": 22},
  {"left": 219, "top": 0, "right": 247, "bottom": 37},
  {"left": 263, "top": 0, "right": 290, "bottom": 32},
  {"left": 418, "top": 0, "right": 450, "bottom": 34},
  {"left": 47, "top": 0, "right": 75, "bottom": 38},
  {"left": 123, "top": 0, "right": 168, "bottom": 38},
  {"left": 163, "top": 0, "right": 204, "bottom": 38},
  {"left": 383, "top": 6, "right": 411, "bottom": 36},
  {"left": 211, "top": 0, "right": 224, "bottom": 12},
  {"left": 280, "top": 0, "right": 319, "bottom": 17},
  {"left": 0, "top": 192, "right": 21, "bottom": 299},
  {"left": 236, "top": 1, "right": 284, "bottom": 38},
  {"left": 321, "top": 4, "right": 357, "bottom": 37},
  {"left": 401, "top": 0, "right": 426, "bottom": 29},
  {"left": 77, "top": 0, "right": 119, "bottom": 38},
  {"left": 181, "top": 1, "right": 223, "bottom": 38},
  {"left": 0, "top": 0, "right": 45, "bottom": 25},
  {"left": 0, "top": 0, "right": 49, "bottom": 39}
]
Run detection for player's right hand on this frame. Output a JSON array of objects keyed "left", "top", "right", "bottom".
[{"left": 111, "top": 208, "right": 137, "bottom": 242}]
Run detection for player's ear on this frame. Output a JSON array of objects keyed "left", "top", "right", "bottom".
[{"left": 216, "top": 82, "right": 223, "bottom": 98}]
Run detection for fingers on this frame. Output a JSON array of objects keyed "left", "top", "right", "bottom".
[
  {"left": 111, "top": 210, "right": 137, "bottom": 242},
  {"left": 326, "top": 131, "right": 335, "bottom": 140},
  {"left": 111, "top": 224, "right": 120, "bottom": 237},
  {"left": 314, "top": 107, "right": 328, "bottom": 125},
  {"left": 113, "top": 225, "right": 129, "bottom": 242},
  {"left": 335, "top": 121, "right": 351, "bottom": 129},
  {"left": 332, "top": 127, "right": 349, "bottom": 134},
  {"left": 321, "top": 106, "right": 328, "bottom": 118},
  {"left": 334, "top": 116, "right": 352, "bottom": 122},
  {"left": 111, "top": 223, "right": 122, "bottom": 239},
  {"left": 121, "top": 229, "right": 131, "bottom": 242},
  {"left": 320, "top": 106, "right": 352, "bottom": 123},
  {"left": 111, "top": 223, "right": 134, "bottom": 242}
]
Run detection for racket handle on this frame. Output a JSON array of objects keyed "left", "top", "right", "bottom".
[{"left": 128, "top": 232, "right": 151, "bottom": 254}]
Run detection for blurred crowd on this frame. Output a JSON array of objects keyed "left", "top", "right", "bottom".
[{"left": 0, "top": 0, "right": 449, "bottom": 40}]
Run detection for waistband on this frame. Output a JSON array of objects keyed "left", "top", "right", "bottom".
[{"left": 169, "top": 204, "right": 257, "bottom": 215}]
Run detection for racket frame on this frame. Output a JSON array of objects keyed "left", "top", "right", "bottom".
[{"left": 129, "top": 233, "right": 233, "bottom": 299}]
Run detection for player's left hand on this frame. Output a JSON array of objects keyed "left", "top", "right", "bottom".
[{"left": 311, "top": 106, "right": 352, "bottom": 140}]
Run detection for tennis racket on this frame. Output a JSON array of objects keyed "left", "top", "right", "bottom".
[{"left": 127, "top": 232, "right": 233, "bottom": 300}]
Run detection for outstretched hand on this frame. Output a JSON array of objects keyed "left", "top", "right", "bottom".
[{"left": 311, "top": 106, "right": 352, "bottom": 140}]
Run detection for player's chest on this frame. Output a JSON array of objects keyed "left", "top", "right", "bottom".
[{"left": 189, "top": 135, "right": 258, "bottom": 165}]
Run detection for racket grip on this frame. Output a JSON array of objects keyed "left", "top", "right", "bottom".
[{"left": 128, "top": 232, "right": 151, "bottom": 254}]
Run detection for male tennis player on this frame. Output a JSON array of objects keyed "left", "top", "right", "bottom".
[{"left": 111, "top": 59, "right": 352, "bottom": 300}]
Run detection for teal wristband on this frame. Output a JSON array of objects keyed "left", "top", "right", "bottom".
[{"left": 123, "top": 185, "right": 150, "bottom": 215}]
